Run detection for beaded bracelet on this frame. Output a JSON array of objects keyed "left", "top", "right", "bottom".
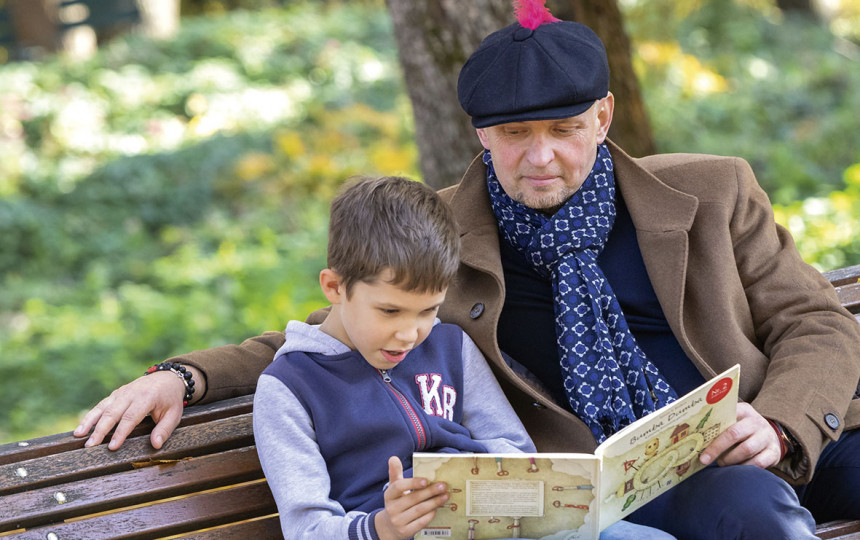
[{"left": 144, "top": 362, "right": 196, "bottom": 407}]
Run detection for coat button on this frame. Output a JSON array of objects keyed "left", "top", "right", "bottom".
[
  {"left": 824, "top": 413, "right": 840, "bottom": 430},
  {"left": 469, "top": 302, "right": 484, "bottom": 319}
]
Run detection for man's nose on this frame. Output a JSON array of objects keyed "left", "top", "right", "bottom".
[{"left": 525, "top": 134, "right": 554, "bottom": 167}]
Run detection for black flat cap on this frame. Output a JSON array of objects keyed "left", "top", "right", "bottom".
[{"left": 458, "top": 21, "right": 610, "bottom": 128}]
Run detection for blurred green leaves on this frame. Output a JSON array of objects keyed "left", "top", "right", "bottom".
[
  {"left": 0, "top": 3, "right": 416, "bottom": 443},
  {"left": 627, "top": 0, "right": 860, "bottom": 206}
]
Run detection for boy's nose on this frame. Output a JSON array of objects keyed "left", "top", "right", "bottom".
[{"left": 394, "top": 325, "right": 419, "bottom": 345}]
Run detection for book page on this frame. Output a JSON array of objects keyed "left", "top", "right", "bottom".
[
  {"left": 594, "top": 365, "right": 740, "bottom": 531},
  {"left": 414, "top": 453, "right": 600, "bottom": 540}
]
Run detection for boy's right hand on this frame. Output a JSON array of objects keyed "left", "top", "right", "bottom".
[{"left": 375, "top": 456, "right": 449, "bottom": 540}]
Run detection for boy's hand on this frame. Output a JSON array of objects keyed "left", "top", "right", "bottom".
[{"left": 374, "top": 456, "right": 449, "bottom": 540}]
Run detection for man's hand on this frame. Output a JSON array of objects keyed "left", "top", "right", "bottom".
[
  {"left": 374, "top": 456, "right": 449, "bottom": 540},
  {"left": 699, "top": 402, "right": 782, "bottom": 469},
  {"left": 73, "top": 366, "right": 203, "bottom": 450}
]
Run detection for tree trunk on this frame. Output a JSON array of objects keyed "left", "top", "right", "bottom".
[
  {"left": 385, "top": 0, "right": 510, "bottom": 190},
  {"left": 386, "top": 0, "right": 656, "bottom": 189},
  {"left": 7, "top": 0, "right": 57, "bottom": 57},
  {"left": 775, "top": 0, "right": 821, "bottom": 20},
  {"left": 552, "top": 0, "right": 657, "bottom": 158}
]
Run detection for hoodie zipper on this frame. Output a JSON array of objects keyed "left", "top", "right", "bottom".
[{"left": 378, "top": 369, "right": 427, "bottom": 449}]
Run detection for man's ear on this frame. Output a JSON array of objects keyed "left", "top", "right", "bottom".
[
  {"left": 476, "top": 128, "right": 491, "bottom": 150},
  {"left": 596, "top": 92, "right": 615, "bottom": 144},
  {"left": 319, "top": 268, "right": 344, "bottom": 304}
]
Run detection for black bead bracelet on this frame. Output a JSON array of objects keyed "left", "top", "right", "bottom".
[{"left": 144, "top": 362, "right": 196, "bottom": 406}]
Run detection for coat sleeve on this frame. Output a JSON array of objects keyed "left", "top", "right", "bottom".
[
  {"left": 171, "top": 331, "right": 285, "bottom": 404},
  {"left": 459, "top": 331, "right": 537, "bottom": 453},
  {"left": 253, "top": 374, "right": 383, "bottom": 539},
  {"left": 728, "top": 158, "right": 860, "bottom": 481}
]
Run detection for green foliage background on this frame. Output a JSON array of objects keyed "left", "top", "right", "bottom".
[{"left": 1, "top": 0, "right": 859, "bottom": 443}]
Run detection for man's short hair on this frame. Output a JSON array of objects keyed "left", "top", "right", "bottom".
[{"left": 327, "top": 176, "right": 459, "bottom": 296}]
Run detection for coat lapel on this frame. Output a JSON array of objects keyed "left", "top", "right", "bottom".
[
  {"left": 447, "top": 153, "right": 505, "bottom": 279},
  {"left": 608, "top": 141, "right": 700, "bottom": 360}
]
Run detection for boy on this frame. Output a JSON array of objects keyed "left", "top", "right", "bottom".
[{"left": 253, "top": 176, "right": 536, "bottom": 539}]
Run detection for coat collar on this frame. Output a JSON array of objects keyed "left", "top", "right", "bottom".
[
  {"left": 607, "top": 140, "right": 698, "bottom": 234},
  {"left": 447, "top": 152, "right": 505, "bottom": 277}
]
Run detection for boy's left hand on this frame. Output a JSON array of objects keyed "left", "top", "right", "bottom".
[{"left": 375, "top": 456, "right": 449, "bottom": 540}]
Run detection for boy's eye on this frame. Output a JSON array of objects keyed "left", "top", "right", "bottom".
[{"left": 379, "top": 308, "right": 399, "bottom": 315}]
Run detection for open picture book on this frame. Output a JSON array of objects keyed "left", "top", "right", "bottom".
[{"left": 413, "top": 364, "right": 740, "bottom": 540}]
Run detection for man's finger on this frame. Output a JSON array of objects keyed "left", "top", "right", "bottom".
[
  {"left": 700, "top": 420, "right": 751, "bottom": 465},
  {"left": 149, "top": 407, "right": 183, "bottom": 449},
  {"left": 715, "top": 434, "right": 764, "bottom": 466},
  {"left": 105, "top": 402, "right": 153, "bottom": 450},
  {"left": 74, "top": 398, "right": 109, "bottom": 437},
  {"left": 84, "top": 399, "right": 130, "bottom": 447}
]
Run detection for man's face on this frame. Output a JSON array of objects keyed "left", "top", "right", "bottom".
[{"left": 475, "top": 95, "right": 614, "bottom": 213}]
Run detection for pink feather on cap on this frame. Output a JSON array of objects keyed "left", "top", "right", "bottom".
[{"left": 514, "top": 0, "right": 560, "bottom": 30}]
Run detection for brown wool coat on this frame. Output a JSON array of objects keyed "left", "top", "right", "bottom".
[{"left": 176, "top": 140, "right": 860, "bottom": 484}]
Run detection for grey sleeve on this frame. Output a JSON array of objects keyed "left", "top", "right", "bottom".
[
  {"left": 253, "top": 374, "right": 381, "bottom": 539},
  {"left": 459, "top": 331, "right": 537, "bottom": 453}
]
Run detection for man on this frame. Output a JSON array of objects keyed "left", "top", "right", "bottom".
[{"left": 77, "top": 5, "right": 860, "bottom": 537}]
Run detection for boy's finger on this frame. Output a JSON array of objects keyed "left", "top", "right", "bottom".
[{"left": 388, "top": 456, "right": 404, "bottom": 484}]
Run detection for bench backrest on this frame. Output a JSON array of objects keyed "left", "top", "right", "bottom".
[
  {"left": 824, "top": 264, "right": 860, "bottom": 322},
  {"left": 1, "top": 264, "right": 859, "bottom": 538},
  {"left": 0, "top": 395, "right": 279, "bottom": 538}
]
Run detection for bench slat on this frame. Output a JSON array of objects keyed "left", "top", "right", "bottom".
[
  {"left": 823, "top": 264, "right": 860, "bottom": 287},
  {"left": 817, "top": 520, "right": 860, "bottom": 540},
  {"left": 4, "top": 481, "right": 276, "bottom": 540},
  {"left": 0, "top": 447, "right": 263, "bottom": 532},
  {"left": 834, "top": 281, "right": 860, "bottom": 315},
  {"left": 171, "top": 515, "right": 283, "bottom": 539},
  {"left": 0, "top": 413, "right": 253, "bottom": 497},
  {"left": 0, "top": 395, "right": 253, "bottom": 467}
]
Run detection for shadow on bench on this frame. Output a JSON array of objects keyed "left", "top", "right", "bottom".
[{"left": 2, "top": 265, "right": 859, "bottom": 539}]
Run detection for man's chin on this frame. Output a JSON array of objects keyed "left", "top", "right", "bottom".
[{"left": 517, "top": 193, "right": 570, "bottom": 214}]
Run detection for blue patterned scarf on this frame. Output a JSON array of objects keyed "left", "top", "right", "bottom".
[{"left": 486, "top": 143, "right": 678, "bottom": 442}]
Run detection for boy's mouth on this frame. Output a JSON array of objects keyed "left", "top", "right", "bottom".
[{"left": 381, "top": 349, "right": 409, "bottom": 364}]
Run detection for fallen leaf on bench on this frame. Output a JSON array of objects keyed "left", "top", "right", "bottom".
[{"left": 131, "top": 458, "right": 188, "bottom": 469}]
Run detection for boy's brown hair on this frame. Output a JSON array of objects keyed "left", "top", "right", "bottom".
[{"left": 327, "top": 176, "right": 459, "bottom": 296}]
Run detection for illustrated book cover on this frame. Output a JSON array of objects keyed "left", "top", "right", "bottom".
[{"left": 413, "top": 364, "right": 740, "bottom": 539}]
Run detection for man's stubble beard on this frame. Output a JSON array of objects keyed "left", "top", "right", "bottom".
[{"left": 510, "top": 184, "right": 581, "bottom": 216}]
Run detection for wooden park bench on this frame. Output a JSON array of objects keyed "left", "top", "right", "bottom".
[{"left": 2, "top": 265, "right": 860, "bottom": 539}]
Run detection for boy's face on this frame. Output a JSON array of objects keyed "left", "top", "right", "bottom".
[{"left": 320, "top": 268, "right": 447, "bottom": 371}]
